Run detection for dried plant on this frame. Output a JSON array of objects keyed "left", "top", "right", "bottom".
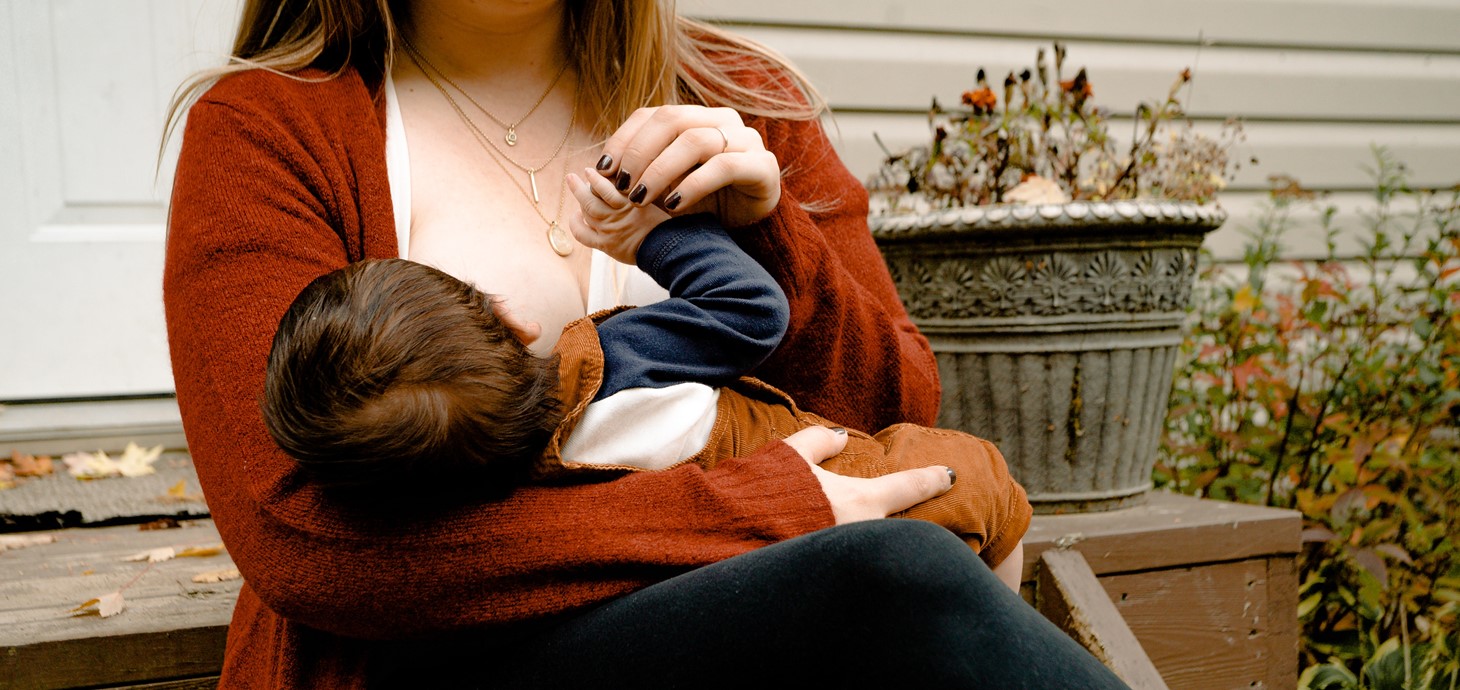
[{"left": 867, "top": 43, "right": 1245, "bottom": 212}]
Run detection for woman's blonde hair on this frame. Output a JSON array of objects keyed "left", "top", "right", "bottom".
[{"left": 162, "top": 0, "right": 826, "bottom": 150}]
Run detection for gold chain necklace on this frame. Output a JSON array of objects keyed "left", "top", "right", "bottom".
[
  {"left": 401, "top": 47, "right": 575, "bottom": 257},
  {"left": 400, "top": 34, "right": 568, "bottom": 148},
  {"left": 402, "top": 41, "right": 575, "bottom": 204}
]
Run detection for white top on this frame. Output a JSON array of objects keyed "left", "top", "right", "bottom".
[{"left": 383, "top": 74, "right": 716, "bottom": 470}]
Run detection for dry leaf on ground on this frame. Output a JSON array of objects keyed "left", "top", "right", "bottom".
[
  {"left": 11, "top": 451, "right": 54, "bottom": 477},
  {"left": 63, "top": 443, "right": 163, "bottom": 479},
  {"left": 122, "top": 542, "right": 226, "bottom": 563},
  {"left": 0, "top": 534, "right": 57, "bottom": 552},
  {"left": 138, "top": 517, "right": 183, "bottom": 531},
  {"left": 192, "top": 567, "right": 242, "bottom": 583},
  {"left": 124, "top": 547, "right": 177, "bottom": 563},
  {"left": 176, "top": 543, "right": 226, "bottom": 558},
  {"left": 70, "top": 590, "right": 126, "bottom": 618},
  {"left": 155, "top": 479, "right": 205, "bottom": 504},
  {"left": 116, "top": 442, "right": 163, "bottom": 477},
  {"left": 63, "top": 450, "right": 116, "bottom": 479}
]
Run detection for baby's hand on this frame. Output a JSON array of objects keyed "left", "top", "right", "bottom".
[{"left": 567, "top": 168, "right": 671, "bottom": 266}]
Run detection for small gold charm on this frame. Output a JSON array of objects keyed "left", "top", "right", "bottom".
[
  {"left": 505, "top": 126, "right": 518, "bottom": 146},
  {"left": 547, "top": 222, "right": 573, "bottom": 257}
]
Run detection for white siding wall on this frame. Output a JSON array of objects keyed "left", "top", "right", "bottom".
[{"left": 684, "top": 0, "right": 1460, "bottom": 261}]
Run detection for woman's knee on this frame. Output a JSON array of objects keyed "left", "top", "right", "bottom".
[{"left": 809, "top": 519, "right": 991, "bottom": 594}]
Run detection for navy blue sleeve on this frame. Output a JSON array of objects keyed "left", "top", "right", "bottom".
[{"left": 594, "top": 213, "right": 790, "bottom": 401}]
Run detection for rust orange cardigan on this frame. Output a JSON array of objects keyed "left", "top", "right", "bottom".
[{"left": 164, "top": 64, "right": 939, "bottom": 688}]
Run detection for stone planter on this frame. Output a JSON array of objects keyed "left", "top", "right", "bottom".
[{"left": 871, "top": 201, "right": 1224, "bottom": 513}]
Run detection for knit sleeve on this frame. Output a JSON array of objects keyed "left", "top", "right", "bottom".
[
  {"left": 162, "top": 74, "right": 834, "bottom": 641},
  {"left": 733, "top": 107, "right": 942, "bottom": 432}
]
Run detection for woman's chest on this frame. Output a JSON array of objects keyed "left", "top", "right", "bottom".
[{"left": 405, "top": 135, "right": 601, "bottom": 352}]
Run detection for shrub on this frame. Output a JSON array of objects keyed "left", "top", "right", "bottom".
[{"left": 1160, "top": 149, "right": 1460, "bottom": 688}]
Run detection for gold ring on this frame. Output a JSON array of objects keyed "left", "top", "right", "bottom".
[{"left": 714, "top": 126, "right": 730, "bottom": 154}]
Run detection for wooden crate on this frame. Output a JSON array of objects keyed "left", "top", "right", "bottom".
[{"left": 1021, "top": 492, "right": 1302, "bottom": 690}]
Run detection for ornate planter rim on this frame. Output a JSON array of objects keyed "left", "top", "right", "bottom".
[{"left": 869, "top": 200, "right": 1226, "bottom": 239}]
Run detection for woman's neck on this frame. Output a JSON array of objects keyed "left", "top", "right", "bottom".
[{"left": 398, "top": 1, "right": 568, "bottom": 88}]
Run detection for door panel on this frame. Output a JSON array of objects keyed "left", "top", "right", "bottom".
[{"left": 0, "top": 0, "right": 239, "bottom": 399}]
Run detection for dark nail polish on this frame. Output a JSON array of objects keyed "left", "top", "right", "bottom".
[
  {"left": 664, "top": 191, "right": 682, "bottom": 210},
  {"left": 629, "top": 184, "right": 648, "bottom": 204},
  {"left": 830, "top": 426, "right": 846, "bottom": 436},
  {"left": 615, "top": 171, "right": 632, "bottom": 192},
  {"left": 595, "top": 154, "right": 613, "bottom": 172},
  {"left": 946, "top": 468, "right": 957, "bottom": 484}
]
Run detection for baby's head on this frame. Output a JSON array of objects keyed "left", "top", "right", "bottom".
[{"left": 261, "top": 259, "right": 562, "bottom": 493}]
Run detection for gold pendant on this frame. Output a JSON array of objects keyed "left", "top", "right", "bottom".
[
  {"left": 505, "top": 126, "right": 518, "bottom": 147},
  {"left": 528, "top": 169, "right": 539, "bottom": 204},
  {"left": 547, "top": 222, "right": 573, "bottom": 257}
]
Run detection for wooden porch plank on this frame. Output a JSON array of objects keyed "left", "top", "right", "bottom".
[
  {"left": 1037, "top": 548, "right": 1169, "bottom": 690},
  {"left": 1020, "top": 492, "right": 1301, "bottom": 581},
  {"left": 0, "top": 521, "right": 235, "bottom": 690}
]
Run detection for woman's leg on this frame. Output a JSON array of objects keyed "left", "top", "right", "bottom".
[{"left": 493, "top": 520, "right": 1130, "bottom": 689}]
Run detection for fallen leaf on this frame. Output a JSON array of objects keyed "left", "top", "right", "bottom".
[
  {"left": 138, "top": 517, "right": 182, "bottom": 531},
  {"left": 116, "top": 442, "right": 163, "bottom": 477},
  {"left": 70, "top": 590, "right": 126, "bottom": 618},
  {"left": 11, "top": 451, "right": 54, "bottom": 477},
  {"left": 124, "top": 547, "right": 176, "bottom": 563},
  {"left": 63, "top": 450, "right": 118, "bottom": 479},
  {"left": 0, "top": 534, "right": 57, "bottom": 551},
  {"left": 62, "top": 443, "right": 162, "bottom": 479},
  {"left": 192, "top": 567, "right": 242, "bottom": 583},
  {"left": 156, "top": 479, "right": 205, "bottom": 504},
  {"left": 176, "top": 543, "right": 226, "bottom": 559}
]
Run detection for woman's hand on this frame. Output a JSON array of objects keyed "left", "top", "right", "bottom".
[
  {"left": 595, "top": 106, "right": 781, "bottom": 228},
  {"left": 782, "top": 426, "right": 954, "bottom": 524}
]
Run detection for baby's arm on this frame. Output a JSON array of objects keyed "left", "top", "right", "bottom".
[{"left": 566, "top": 169, "right": 789, "bottom": 399}]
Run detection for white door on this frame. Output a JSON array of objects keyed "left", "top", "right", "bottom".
[{"left": 0, "top": 0, "right": 239, "bottom": 400}]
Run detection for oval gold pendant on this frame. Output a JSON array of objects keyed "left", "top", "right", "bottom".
[
  {"left": 547, "top": 222, "right": 573, "bottom": 257},
  {"left": 505, "top": 127, "right": 518, "bottom": 146}
]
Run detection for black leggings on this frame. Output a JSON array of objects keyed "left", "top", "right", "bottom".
[{"left": 474, "top": 520, "right": 1129, "bottom": 689}]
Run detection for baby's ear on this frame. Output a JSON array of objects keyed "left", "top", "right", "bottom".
[{"left": 489, "top": 298, "right": 542, "bottom": 346}]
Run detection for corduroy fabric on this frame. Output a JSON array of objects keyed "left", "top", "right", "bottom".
[
  {"left": 543, "top": 317, "right": 1031, "bottom": 569},
  {"left": 163, "top": 59, "right": 940, "bottom": 689}
]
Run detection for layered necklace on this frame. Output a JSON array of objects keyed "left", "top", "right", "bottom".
[{"left": 400, "top": 37, "right": 578, "bottom": 257}]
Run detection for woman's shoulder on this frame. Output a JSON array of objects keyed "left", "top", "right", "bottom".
[{"left": 194, "top": 66, "right": 379, "bottom": 129}]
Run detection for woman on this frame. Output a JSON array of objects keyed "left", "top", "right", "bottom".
[{"left": 163, "top": 0, "right": 1129, "bottom": 687}]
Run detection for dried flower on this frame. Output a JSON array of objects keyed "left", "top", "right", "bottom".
[
  {"left": 962, "top": 87, "right": 997, "bottom": 114},
  {"left": 867, "top": 43, "right": 1243, "bottom": 212}
]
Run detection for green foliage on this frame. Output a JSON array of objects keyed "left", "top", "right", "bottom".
[{"left": 1161, "top": 148, "right": 1460, "bottom": 689}]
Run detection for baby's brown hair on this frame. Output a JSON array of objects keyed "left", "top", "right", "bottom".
[{"left": 261, "top": 259, "right": 562, "bottom": 493}]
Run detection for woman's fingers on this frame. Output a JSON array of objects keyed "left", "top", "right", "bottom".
[
  {"left": 662, "top": 149, "right": 781, "bottom": 220},
  {"left": 599, "top": 106, "right": 743, "bottom": 195},
  {"left": 783, "top": 426, "right": 953, "bottom": 525}
]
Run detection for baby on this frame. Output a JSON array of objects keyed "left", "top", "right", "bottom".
[{"left": 261, "top": 170, "right": 1031, "bottom": 573}]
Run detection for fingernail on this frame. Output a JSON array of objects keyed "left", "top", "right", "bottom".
[
  {"left": 664, "top": 191, "right": 682, "bottom": 210},
  {"left": 595, "top": 154, "right": 613, "bottom": 172},
  {"left": 830, "top": 426, "right": 846, "bottom": 436},
  {"left": 629, "top": 184, "right": 648, "bottom": 205},
  {"left": 946, "top": 468, "right": 957, "bottom": 484},
  {"left": 615, "top": 171, "right": 632, "bottom": 192}
]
